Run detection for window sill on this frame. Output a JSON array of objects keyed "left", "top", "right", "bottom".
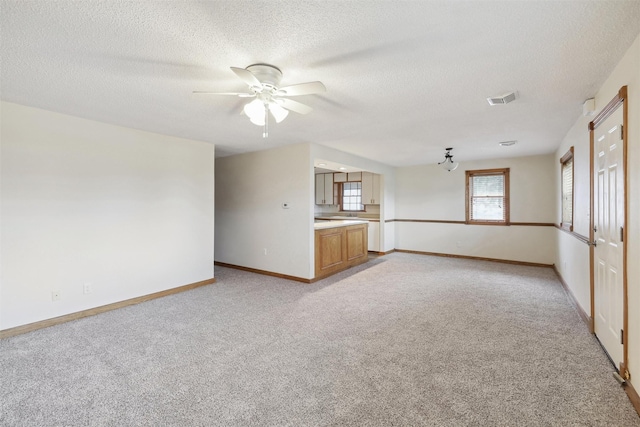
[
  {"left": 561, "top": 223, "right": 573, "bottom": 232},
  {"left": 466, "top": 221, "right": 510, "bottom": 226}
]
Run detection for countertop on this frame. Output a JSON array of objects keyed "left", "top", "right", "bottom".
[
  {"left": 313, "top": 219, "right": 369, "bottom": 230},
  {"left": 315, "top": 216, "right": 380, "bottom": 222}
]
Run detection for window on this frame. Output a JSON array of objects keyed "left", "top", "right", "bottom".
[
  {"left": 560, "top": 147, "right": 574, "bottom": 231},
  {"left": 342, "top": 181, "right": 364, "bottom": 211},
  {"left": 466, "top": 168, "right": 510, "bottom": 224}
]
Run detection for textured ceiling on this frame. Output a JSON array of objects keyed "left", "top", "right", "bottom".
[{"left": 2, "top": 1, "right": 640, "bottom": 166}]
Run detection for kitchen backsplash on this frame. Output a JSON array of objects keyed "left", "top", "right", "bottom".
[{"left": 315, "top": 204, "right": 380, "bottom": 218}]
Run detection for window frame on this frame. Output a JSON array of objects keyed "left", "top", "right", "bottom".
[
  {"left": 560, "top": 146, "right": 574, "bottom": 231},
  {"left": 339, "top": 181, "right": 365, "bottom": 212},
  {"left": 465, "top": 168, "right": 510, "bottom": 225}
]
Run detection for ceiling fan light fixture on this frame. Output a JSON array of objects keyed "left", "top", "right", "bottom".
[
  {"left": 438, "top": 147, "right": 459, "bottom": 172},
  {"left": 196, "top": 64, "right": 325, "bottom": 137},
  {"left": 268, "top": 103, "right": 289, "bottom": 123},
  {"left": 249, "top": 114, "right": 265, "bottom": 127},
  {"left": 244, "top": 99, "right": 265, "bottom": 125}
]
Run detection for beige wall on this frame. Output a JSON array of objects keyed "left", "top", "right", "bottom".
[
  {"left": 554, "top": 33, "right": 640, "bottom": 383},
  {"left": 215, "top": 143, "right": 396, "bottom": 279},
  {"left": 0, "top": 102, "right": 215, "bottom": 330},
  {"left": 394, "top": 154, "right": 557, "bottom": 264},
  {"left": 215, "top": 143, "right": 313, "bottom": 279}
]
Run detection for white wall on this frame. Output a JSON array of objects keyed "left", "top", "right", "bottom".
[
  {"left": 0, "top": 102, "right": 215, "bottom": 330},
  {"left": 552, "top": 97, "right": 593, "bottom": 313},
  {"left": 395, "top": 154, "right": 557, "bottom": 264},
  {"left": 554, "top": 33, "right": 640, "bottom": 383},
  {"left": 215, "top": 143, "right": 312, "bottom": 279}
]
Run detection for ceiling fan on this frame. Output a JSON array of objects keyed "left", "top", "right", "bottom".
[{"left": 193, "top": 64, "right": 326, "bottom": 137}]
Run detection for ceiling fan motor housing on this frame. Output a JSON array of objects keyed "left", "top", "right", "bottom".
[{"left": 246, "top": 64, "right": 283, "bottom": 88}]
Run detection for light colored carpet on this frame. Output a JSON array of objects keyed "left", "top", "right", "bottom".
[{"left": 1, "top": 253, "right": 638, "bottom": 426}]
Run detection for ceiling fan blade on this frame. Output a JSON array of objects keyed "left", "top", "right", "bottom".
[
  {"left": 277, "top": 98, "right": 313, "bottom": 115},
  {"left": 230, "top": 66, "right": 262, "bottom": 87},
  {"left": 277, "top": 81, "right": 326, "bottom": 96},
  {"left": 192, "top": 91, "right": 255, "bottom": 97}
]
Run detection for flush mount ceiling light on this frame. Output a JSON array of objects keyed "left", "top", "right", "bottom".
[
  {"left": 487, "top": 91, "right": 518, "bottom": 106},
  {"left": 194, "top": 64, "right": 326, "bottom": 138},
  {"left": 499, "top": 140, "right": 517, "bottom": 147},
  {"left": 438, "top": 147, "right": 459, "bottom": 172}
]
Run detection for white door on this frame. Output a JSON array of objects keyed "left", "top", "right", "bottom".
[{"left": 593, "top": 106, "right": 624, "bottom": 368}]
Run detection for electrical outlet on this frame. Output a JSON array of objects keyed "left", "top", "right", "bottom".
[
  {"left": 52, "top": 291, "right": 61, "bottom": 301},
  {"left": 263, "top": 248, "right": 267, "bottom": 255},
  {"left": 83, "top": 282, "right": 92, "bottom": 294}
]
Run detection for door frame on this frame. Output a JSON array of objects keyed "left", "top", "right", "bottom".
[{"left": 589, "top": 86, "right": 629, "bottom": 379}]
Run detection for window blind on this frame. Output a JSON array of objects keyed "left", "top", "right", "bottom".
[
  {"left": 562, "top": 157, "right": 573, "bottom": 225},
  {"left": 342, "top": 182, "right": 363, "bottom": 211},
  {"left": 469, "top": 173, "right": 506, "bottom": 221}
]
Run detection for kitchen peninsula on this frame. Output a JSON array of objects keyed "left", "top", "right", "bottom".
[{"left": 314, "top": 220, "right": 368, "bottom": 279}]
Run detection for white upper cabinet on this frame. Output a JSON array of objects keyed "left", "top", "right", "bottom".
[
  {"left": 324, "top": 174, "right": 334, "bottom": 204},
  {"left": 361, "top": 172, "right": 380, "bottom": 204},
  {"left": 315, "top": 173, "right": 334, "bottom": 205},
  {"left": 334, "top": 172, "right": 347, "bottom": 183},
  {"left": 347, "top": 172, "right": 362, "bottom": 182}
]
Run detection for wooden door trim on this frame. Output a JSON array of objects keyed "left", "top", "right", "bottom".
[
  {"left": 589, "top": 86, "right": 629, "bottom": 379},
  {"left": 589, "top": 86, "right": 627, "bottom": 131}
]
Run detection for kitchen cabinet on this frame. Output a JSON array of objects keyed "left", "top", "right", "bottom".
[
  {"left": 361, "top": 172, "right": 380, "bottom": 204},
  {"left": 368, "top": 221, "right": 380, "bottom": 252},
  {"left": 315, "top": 222, "right": 368, "bottom": 279},
  {"left": 334, "top": 173, "right": 347, "bottom": 182},
  {"left": 347, "top": 172, "right": 362, "bottom": 182},
  {"left": 315, "top": 173, "right": 334, "bottom": 205}
]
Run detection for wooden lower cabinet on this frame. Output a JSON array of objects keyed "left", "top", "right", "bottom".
[{"left": 315, "top": 223, "right": 368, "bottom": 279}]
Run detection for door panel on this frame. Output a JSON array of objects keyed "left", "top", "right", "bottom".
[
  {"left": 346, "top": 227, "right": 366, "bottom": 261},
  {"left": 593, "top": 107, "right": 624, "bottom": 367}
]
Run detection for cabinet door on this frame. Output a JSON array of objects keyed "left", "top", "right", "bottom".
[
  {"left": 315, "top": 174, "right": 325, "bottom": 204},
  {"left": 371, "top": 173, "right": 380, "bottom": 204},
  {"left": 315, "top": 227, "right": 347, "bottom": 277},
  {"left": 334, "top": 172, "right": 347, "bottom": 183},
  {"left": 362, "top": 172, "right": 380, "bottom": 205},
  {"left": 347, "top": 172, "right": 362, "bottom": 182},
  {"left": 368, "top": 222, "right": 380, "bottom": 251},
  {"left": 361, "top": 172, "right": 373, "bottom": 204},
  {"left": 323, "top": 174, "right": 334, "bottom": 205},
  {"left": 346, "top": 224, "right": 368, "bottom": 261}
]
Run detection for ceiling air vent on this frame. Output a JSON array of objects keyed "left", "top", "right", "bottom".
[{"left": 487, "top": 91, "right": 518, "bottom": 106}]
